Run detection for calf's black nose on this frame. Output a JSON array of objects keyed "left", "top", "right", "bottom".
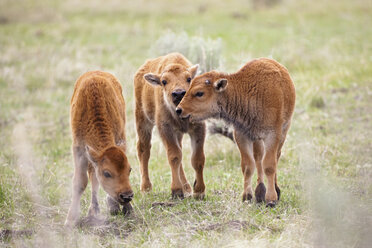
[
  {"left": 176, "top": 108, "right": 182, "bottom": 115},
  {"left": 120, "top": 191, "right": 134, "bottom": 202},
  {"left": 172, "top": 90, "right": 186, "bottom": 98}
]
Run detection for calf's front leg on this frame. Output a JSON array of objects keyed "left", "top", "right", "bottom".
[
  {"left": 158, "top": 125, "right": 189, "bottom": 199},
  {"left": 88, "top": 164, "right": 100, "bottom": 216},
  {"left": 189, "top": 123, "right": 206, "bottom": 199},
  {"left": 136, "top": 116, "right": 154, "bottom": 192},
  {"left": 107, "top": 195, "right": 121, "bottom": 215},
  {"left": 65, "top": 146, "right": 88, "bottom": 227}
]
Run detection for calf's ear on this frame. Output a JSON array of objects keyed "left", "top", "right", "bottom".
[
  {"left": 144, "top": 73, "right": 161, "bottom": 86},
  {"left": 188, "top": 64, "right": 199, "bottom": 79},
  {"left": 214, "top": 78, "right": 228, "bottom": 92},
  {"left": 85, "top": 145, "right": 100, "bottom": 166}
]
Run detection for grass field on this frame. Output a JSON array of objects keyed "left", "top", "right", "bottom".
[{"left": 0, "top": 0, "right": 371, "bottom": 247}]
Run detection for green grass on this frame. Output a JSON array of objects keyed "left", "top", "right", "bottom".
[{"left": 0, "top": 0, "right": 371, "bottom": 247}]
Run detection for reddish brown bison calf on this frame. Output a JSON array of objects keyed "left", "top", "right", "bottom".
[
  {"left": 134, "top": 53, "right": 206, "bottom": 199},
  {"left": 177, "top": 58, "right": 296, "bottom": 206},
  {"left": 65, "top": 71, "right": 133, "bottom": 227}
]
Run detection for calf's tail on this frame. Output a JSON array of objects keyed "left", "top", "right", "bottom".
[{"left": 207, "top": 120, "right": 235, "bottom": 142}]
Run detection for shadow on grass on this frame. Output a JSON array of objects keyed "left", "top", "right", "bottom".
[{"left": 0, "top": 229, "right": 34, "bottom": 242}]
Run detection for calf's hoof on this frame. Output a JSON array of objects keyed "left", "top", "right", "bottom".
[
  {"left": 183, "top": 183, "right": 192, "bottom": 197},
  {"left": 141, "top": 182, "right": 152, "bottom": 192},
  {"left": 275, "top": 184, "right": 281, "bottom": 201},
  {"left": 122, "top": 202, "right": 133, "bottom": 216},
  {"left": 171, "top": 189, "right": 184, "bottom": 199},
  {"left": 88, "top": 205, "right": 100, "bottom": 217},
  {"left": 266, "top": 201, "right": 277, "bottom": 208},
  {"left": 64, "top": 210, "right": 79, "bottom": 228},
  {"left": 255, "top": 182, "right": 266, "bottom": 203},
  {"left": 193, "top": 191, "right": 205, "bottom": 200},
  {"left": 242, "top": 192, "right": 253, "bottom": 202},
  {"left": 193, "top": 180, "right": 206, "bottom": 200},
  {"left": 64, "top": 219, "right": 77, "bottom": 228}
]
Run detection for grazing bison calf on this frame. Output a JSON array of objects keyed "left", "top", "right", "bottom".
[
  {"left": 134, "top": 53, "right": 206, "bottom": 199},
  {"left": 177, "top": 58, "right": 296, "bottom": 206},
  {"left": 65, "top": 71, "right": 133, "bottom": 227}
]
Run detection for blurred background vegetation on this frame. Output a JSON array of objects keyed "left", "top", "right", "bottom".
[{"left": 0, "top": 0, "right": 371, "bottom": 247}]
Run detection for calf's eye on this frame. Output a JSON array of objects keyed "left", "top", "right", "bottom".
[
  {"left": 103, "top": 171, "right": 112, "bottom": 178},
  {"left": 162, "top": 80, "right": 167, "bottom": 86},
  {"left": 187, "top": 77, "right": 191, "bottom": 83},
  {"left": 195, "top": 92, "right": 204, "bottom": 97}
]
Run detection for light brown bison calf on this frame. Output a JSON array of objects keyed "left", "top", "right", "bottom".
[
  {"left": 134, "top": 53, "right": 206, "bottom": 199},
  {"left": 65, "top": 71, "right": 133, "bottom": 227},
  {"left": 177, "top": 58, "right": 296, "bottom": 207}
]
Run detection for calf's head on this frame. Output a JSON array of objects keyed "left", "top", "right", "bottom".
[
  {"left": 144, "top": 63, "right": 199, "bottom": 110},
  {"left": 86, "top": 145, "right": 133, "bottom": 204},
  {"left": 176, "top": 71, "right": 228, "bottom": 122}
]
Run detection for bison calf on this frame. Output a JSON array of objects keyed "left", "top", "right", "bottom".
[
  {"left": 177, "top": 58, "right": 296, "bottom": 207},
  {"left": 65, "top": 71, "right": 133, "bottom": 227},
  {"left": 134, "top": 53, "right": 206, "bottom": 199}
]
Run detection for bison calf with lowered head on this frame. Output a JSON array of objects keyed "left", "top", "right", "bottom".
[
  {"left": 177, "top": 58, "right": 295, "bottom": 207},
  {"left": 65, "top": 71, "right": 133, "bottom": 227},
  {"left": 134, "top": 52, "right": 206, "bottom": 199}
]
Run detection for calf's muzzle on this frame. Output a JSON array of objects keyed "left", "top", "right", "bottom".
[
  {"left": 172, "top": 89, "right": 186, "bottom": 105},
  {"left": 119, "top": 190, "right": 134, "bottom": 203}
]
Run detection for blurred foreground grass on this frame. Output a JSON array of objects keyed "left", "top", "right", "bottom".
[{"left": 0, "top": 0, "right": 371, "bottom": 247}]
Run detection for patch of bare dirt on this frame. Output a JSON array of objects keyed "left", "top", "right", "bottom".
[{"left": 77, "top": 214, "right": 138, "bottom": 238}]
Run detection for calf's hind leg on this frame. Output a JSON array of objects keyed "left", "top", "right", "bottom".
[
  {"left": 262, "top": 132, "right": 281, "bottom": 207},
  {"left": 65, "top": 146, "right": 89, "bottom": 227},
  {"left": 273, "top": 121, "right": 291, "bottom": 200},
  {"left": 234, "top": 130, "right": 255, "bottom": 202},
  {"left": 253, "top": 140, "right": 266, "bottom": 203}
]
